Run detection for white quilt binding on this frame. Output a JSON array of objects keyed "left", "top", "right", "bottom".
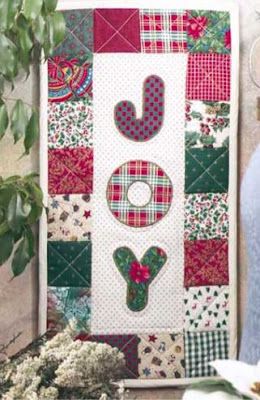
[{"left": 39, "top": 0, "right": 239, "bottom": 387}]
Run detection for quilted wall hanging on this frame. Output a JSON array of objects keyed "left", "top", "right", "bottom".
[{"left": 39, "top": 0, "right": 239, "bottom": 386}]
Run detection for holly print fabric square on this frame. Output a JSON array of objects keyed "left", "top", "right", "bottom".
[
  {"left": 42, "top": 1, "right": 238, "bottom": 385},
  {"left": 48, "top": 147, "right": 93, "bottom": 195},
  {"left": 187, "top": 10, "right": 231, "bottom": 54},
  {"left": 138, "top": 333, "right": 185, "bottom": 379},
  {"left": 94, "top": 9, "right": 141, "bottom": 52},
  {"left": 185, "top": 101, "right": 230, "bottom": 148},
  {"left": 184, "top": 286, "right": 229, "bottom": 331},
  {"left": 186, "top": 54, "right": 231, "bottom": 101},
  {"left": 47, "top": 194, "right": 92, "bottom": 241},
  {"left": 140, "top": 10, "right": 187, "bottom": 53},
  {"left": 47, "top": 241, "right": 91, "bottom": 287},
  {"left": 48, "top": 99, "right": 93, "bottom": 149},
  {"left": 185, "top": 331, "right": 229, "bottom": 378},
  {"left": 47, "top": 287, "right": 91, "bottom": 333},
  {"left": 53, "top": 9, "right": 93, "bottom": 62},
  {"left": 184, "top": 239, "right": 229, "bottom": 287},
  {"left": 184, "top": 193, "right": 229, "bottom": 241}
]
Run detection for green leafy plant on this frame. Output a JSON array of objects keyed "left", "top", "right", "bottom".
[
  {"left": 0, "top": 174, "right": 44, "bottom": 276},
  {"left": 0, "top": 0, "right": 65, "bottom": 276},
  {"left": 0, "top": 0, "right": 65, "bottom": 155}
]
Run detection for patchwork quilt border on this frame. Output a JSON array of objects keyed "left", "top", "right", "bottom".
[{"left": 39, "top": 0, "right": 239, "bottom": 387}]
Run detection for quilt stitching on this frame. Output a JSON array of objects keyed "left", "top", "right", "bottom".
[
  {"left": 54, "top": 10, "right": 93, "bottom": 60},
  {"left": 48, "top": 148, "right": 93, "bottom": 195},
  {"left": 184, "top": 286, "right": 229, "bottom": 331},
  {"left": 185, "top": 239, "right": 229, "bottom": 287},
  {"left": 48, "top": 242, "right": 91, "bottom": 287},
  {"left": 186, "top": 54, "right": 231, "bottom": 101},
  {"left": 185, "top": 147, "right": 229, "bottom": 193},
  {"left": 186, "top": 10, "right": 231, "bottom": 54},
  {"left": 90, "top": 335, "right": 139, "bottom": 378},
  {"left": 140, "top": 9, "right": 187, "bottom": 53},
  {"left": 94, "top": 9, "right": 141, "bottom": 53}
]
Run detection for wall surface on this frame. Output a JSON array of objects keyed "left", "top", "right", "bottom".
[{"left": 0, "top": 1, "right": 259, "bottom": 387}]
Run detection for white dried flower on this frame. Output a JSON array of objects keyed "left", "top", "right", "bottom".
[{"left": 39, "top": 386, "right": 59, "bottom": 400}]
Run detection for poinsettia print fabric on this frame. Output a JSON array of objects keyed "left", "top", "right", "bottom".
[
  {"left": 48, "top": 99, "right": 93, "bottom": 149},
  {"left": 187, "top": 10, "right": 231, "bottom": 54},
  {"left": 184, "top": 239, "right": 229, "bottom": 287},
  {"left": 48, "top": 147, "right": 93, "bottom": 195},
  {"left": 138, "top": 333, "right": 185, "bottom": 379},
  {"left": 184, "top": 286, "right": 229, "bottom": 331},
  {"left": 47, "top": 287, "right": 91, "bottom": 333},
  {"left": 185, "top": 193, "right": 229, "bottom": 241},
  {"left": 185, "top": 101, "right": 230, "bottom": 148},
  {"left": 48, "top": 194, "right": 92, "bottom": 241}
]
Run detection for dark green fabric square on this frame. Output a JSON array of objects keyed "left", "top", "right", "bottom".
[
  {"left": 47, "top": 241, "right": 91, "bottom": 287},
  {"left": 185, "top": 147, "right": 229, "bottom": 193}
]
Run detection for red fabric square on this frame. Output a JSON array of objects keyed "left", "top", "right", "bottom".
[
  {"left": 94, "top": 9, "right": 141, "bottom": 53},
  {"left": 79, "top": 334, "right": 139, "bottom": 378},
  {"left": 186, "top": 54, "right": 231, "bottom": 101},
  {"left": 48, "top": 147, "right": 93, "bottom": 194},
  {"left": 184, "top": 239, "right": 229, "bottom": 287}
]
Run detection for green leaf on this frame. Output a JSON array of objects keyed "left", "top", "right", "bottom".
[
  {"left": 0, "top": 187, "right": 15, "bottom": 208},
  {"left": 23, "top": 0, "right": 43, "bottom": 20},
  {"left": 47, "top": 11, "right": 65, "bottom": 53},
  {"left": 27, "top": 202, "right": 42, "bottom": 224},
  {"left": 24, "top": 226, "right": 35, "bottom": 258},
  {"left": 24, "top": 109, "right": 39, "bottom": 154},
  {"left": 10, "top": 100, "right": 28, "bottom": 143},
  {"left": 43, "top": 0, "right": 58, "bottom": 12},
  {"left": 0, "top": 0, "right": 21, "bottom": 31},
  {"left": 7, "top": 192, "right": 31, "bottom": 232},
  {"left": 11, "top": 234, "right": 31, "bottom": 276},
  {"left": 0, "top": 34, "right": 18, "bottom": 79},
  {"left": 0, "top": 74, "right": 5, "bottom": 96},
  {"left": 33, "top": 14, "right": 45, "bottom": 44},
  {"left": 0, "top": 231, "right": 13, "bottom": 265},
  {"left": 26, "top": 179, "right": 43, "bottom": 206},
  {"left": 0, "top": 101, "right": 9, "bottom": 139}
]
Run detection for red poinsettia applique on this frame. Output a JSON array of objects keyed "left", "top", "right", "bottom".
[
  {"left": 224, "top": 30, "right": 231, "bottom": 50},
  {"left": 187, "top": 16, "right": 208, "bottom": 40},
  {"left": 129, "top": 261, "right": 151, "bottom": 284}
]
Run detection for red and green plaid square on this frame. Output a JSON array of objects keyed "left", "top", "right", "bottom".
[{"left": 140, "top": 9, "right": 187, "bottom": 53}]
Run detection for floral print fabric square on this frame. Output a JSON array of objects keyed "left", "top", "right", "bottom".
[
  {"left": 138, "top": 333, "right": 185, "bottom": 379},
  {"left": 186, "top": 54, "right": 231, "bottom": 101},
  {"left": 184, "top": 286, "right": 229, "bottom": 331},
  {"left": 187, "top": 10, "right": 231, "bottom": 54},
  {"left": 185, "top": 101, "right": 230, "bottom": 148},
  {"left": 48, "top": 147, "right": 93, "bottom": 195},
  {"left": 53, "top": 9, "right": 93, "bottom": 62},
  {"left": 47, "top": 287, "right": 91, "bottom": 333},
  {"left": 185, "top": 331, "right": 229, "bottom": 378},
  {"left": 184, "top": 239, "right": 229, "bottom": 287},
  {"left": 185, "top": 193, "right": 229, "bottom": 241},
  {"left": 48, "top": 99, "right": 93, "bottom": 149},
  {"left": 140, "top": 10, "right": 187, "bottom": 53},
  {"left": 48, "top": 194, "right": 92, "bottom": 241}
]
